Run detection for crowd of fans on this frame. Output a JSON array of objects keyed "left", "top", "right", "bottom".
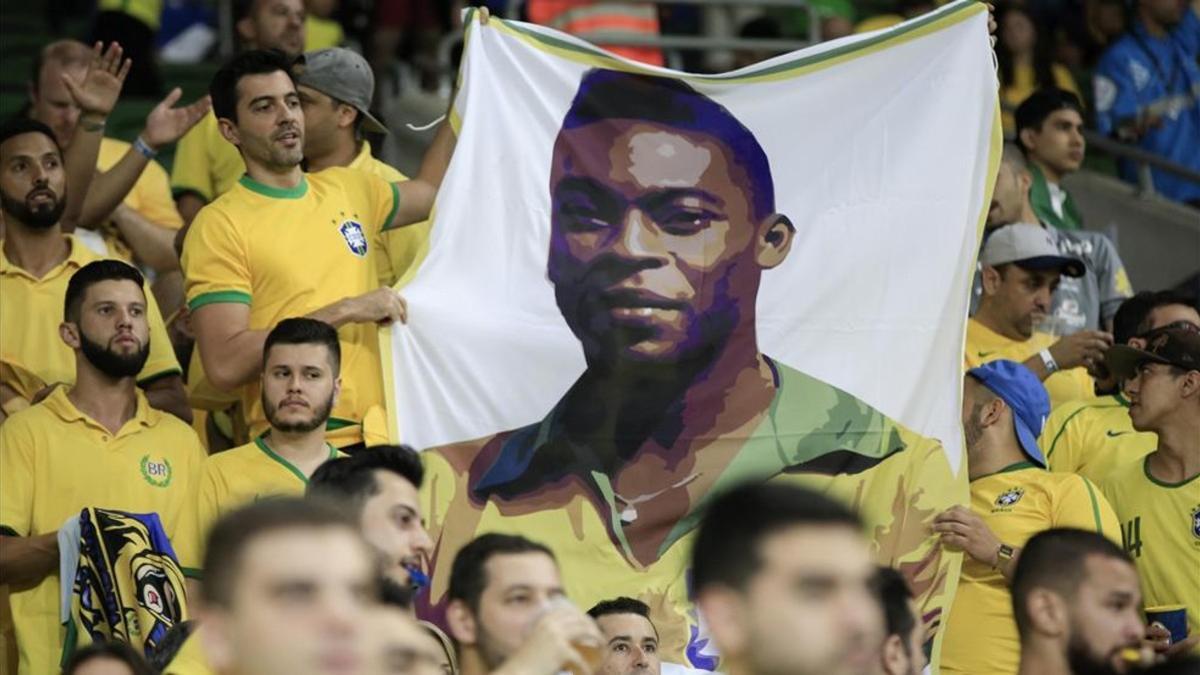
[{"left": 0, "top": 0, "right": 1197, "bottom": 674}]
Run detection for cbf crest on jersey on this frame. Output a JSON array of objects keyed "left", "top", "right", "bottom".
[
  {"left": 996, "top": 487, "right": 1025, "bottom": 508},
  {"left": 339, "top": 220, "right": 368, "bottom": 257},
  {"left": 1191, "top": 505, "right": 1200, "bottom": 541}
]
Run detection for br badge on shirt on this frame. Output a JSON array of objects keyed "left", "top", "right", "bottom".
[{"left": 335, "top": 213, "right": 369, "bottom": 258}]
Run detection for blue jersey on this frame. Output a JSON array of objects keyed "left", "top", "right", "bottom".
[{"left": 1093, "top": 9, "right": 1200, "bottom": 203}]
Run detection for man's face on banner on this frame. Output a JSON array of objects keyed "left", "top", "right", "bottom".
[{"left": 548, "top": 119, "right": 790, "bottom": 366}]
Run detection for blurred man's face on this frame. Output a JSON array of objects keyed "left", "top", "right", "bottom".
[
  {"left": 240, "top": 0, "right": 306, "bottom": 55},
  {"left": 29, "top": 62, "right": 86, "bottom": 147},
  {"left": 453, "top": 552, "right": 565, "bottom": 669},
  {"left": 1063, "top": 555, "right": 1145, "bottom": 675},
  {"left": 703, "top": 525, "right": 884, "bottom": 675},
  {"left": 71, "top": 657, "right": 138, "bottom": 675},
  {"left": 595, "top": 612, "right": 660, "bottom": 675},
  {"left": 222, "top": 71, "right": 304, "bottom": 170},
  {"left": 1022, "top": 109, "right": 1085, "bottom": 177},
  {"left": 983, "top": 264, "right": 1061, "bottom": 340},
  {"left": 548, "top": 119, "right": 789, "bottom": 366},
  {"left": 261, "top": 342, "right": 338, "bottom": 433},
  {"left": 69, "top": 280, "right": 152, "bottom": 379},
  {"left": 0, "top": 132, "right": 67, "bottom": 229},
  {"left": 987, "top": 162, "right": 1028, "bottom": 228},
  {"left": 368, "top": 606, "right": 445, "bottom": 675},
  {"left": 1125, "top": 361, "right": 1193, "bottom": 432},
  {"left": 206, "top": 527, "right": 375, "bottom": 675},
  {"left": 358, "top": 470, "right": 432, "bottom": 587}
]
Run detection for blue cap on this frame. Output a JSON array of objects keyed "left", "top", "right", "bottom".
[{"left": 967, "top": 360, "right": 1050, "bottom": 467}]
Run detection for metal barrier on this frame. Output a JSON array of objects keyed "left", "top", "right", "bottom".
[{"left": 1081, "top": 129, "right": 1200, "bottom": 199}]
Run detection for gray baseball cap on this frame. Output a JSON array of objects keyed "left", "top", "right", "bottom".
[
  {"left": 980, "top": 223, "right": 1085, "bottom": 277},
  {"left": 295, "top": 48, "right": 389, "bottom": 135}
]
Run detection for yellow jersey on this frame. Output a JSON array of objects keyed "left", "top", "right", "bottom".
[
  {"left": 181, "top": 169, "right": 398, "bottom": 446},
  {"left": 420, "top": 361, "right": 967, "bottom": 671},
  {"left": 174, "top": 437, "right": 344, "bottom": 576},
  {"left": 941, "top": 463, "right": 1121, "bottom": 675},
  {"left": 965, "top": 319, "right": 1094, "bottom": 410},
  {"left": 96, "top": 137, "right": 183, "bottom": 263},
  {"left": 98, "top": 0, "right": 161, "bottom": 29},
  {"left": 0, "top": 387, "right": 204, "bottom": 675},
  {"left": 0, "top": 235, "right": 182, "bottom": 400},
  {"left": 305, "top": 15, "right": 344, "bottom": 51},
  {"left": 1040, "top": 394, "right": 1157, "bottom": 484},
  {"left": 343, "top": 141, "right": 432, "bottom": 287},
  {"left": 1101, "top": 456, "right": 1200, "bottom": 652},
  {"left": 170, "top": 111, "right": 246, "bottom": 204}
]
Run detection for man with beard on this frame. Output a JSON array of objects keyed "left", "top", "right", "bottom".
[
  {"left": 938, "top": 360, "right": 1122, "bottom": 675},
  {"left": 1012, "top": 528, "right": 1150, "bottom": 675},
  {"left": 182, "top": 49, "right": 454, "bottom": 450},
  {"left": 173, "top": 318, "right": 347, "bottom": 580},
  {"left": 0, "top": 259, "right": 206, "bottom": 675},
  {"left": 1, "top": 78, "right": 196, "bottom": 422},
  {"left": 968, "top": 223, "right": 1107, "bottom": 409}
]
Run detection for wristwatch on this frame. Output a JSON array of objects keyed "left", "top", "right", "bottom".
[
  {"left": 994, "top": 543, "right": 1016, "bottom": 570},
  {"left": 1039, "top": 349, "right": 1059, "bottom": 375}
]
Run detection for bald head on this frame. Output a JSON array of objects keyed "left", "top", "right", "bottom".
[{"left": 28, "top": 40, "right": 92, "bottom": 147}]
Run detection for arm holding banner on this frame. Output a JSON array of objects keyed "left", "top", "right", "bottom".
[{"left": 383, "top": 7, "right": 489, "bottom": 231}]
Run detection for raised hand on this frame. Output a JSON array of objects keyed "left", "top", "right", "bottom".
[
  {"left": 143, "top": 88, "right": 212, "bottom": 150},
  {"left": 61, "top": 42, "right": 130, "bottom": 117}
]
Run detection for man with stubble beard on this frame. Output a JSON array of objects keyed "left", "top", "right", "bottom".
[{"left": 172, "top": 318, "right": 348, "bottom": 580}]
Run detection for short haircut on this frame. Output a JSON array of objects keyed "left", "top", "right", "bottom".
[
  {"left": 447, "top": 533, "right": 556, "bottom": 613},
  {"left": 0, "top": 117, "right": 61, "bottom": 156},
  {"left": 1011, "top": 528, "right": 1133, "bottom": 638},
  {"left": 64, "top": 260, "right": 146, "bottom": 323},
  {"left": 379, "top": 575, "right": 414, "bottom": 611},
  {"left": 1000, "top": 141, "right": 1028, "bottom": 173},
  {"left": 587, "top": 596, "right": 652, "bottom": 621},
  {"left": 30, "top": 39, "right": 91, "bottom": 92},
  {"left": 691, "top": 482, "right": 861, "bottom": 593},
  {"left": 262, "top": 317, "right": 341, "bottom": 374},
  {"left": 1131, "top": 290, "right": 1197, "bottom": 336},
  {"left": 200, "top": 497, "right": 357, "bottom": 608},
  {"left": 875, "top": 567, "right": 916, "bottom": 644},
  {"left": 210, "top": 49, "right": 295, "bottom": 123},
  {"left": 62, "top": 640, "right": 155, "bottom": 675},
  {"left": 307, "top": 444, "right": 424, "bottom": 514},
  {"left": 1015, "top": 88, "right": 1084, "bottom": 153},
  {"left": 560, "top": 69, "right": 775, "bottom": 221}
]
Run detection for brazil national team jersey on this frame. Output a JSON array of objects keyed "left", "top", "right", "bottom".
[
  {"left": 965, "top": 318, "right": 1094, "bottom": 410},
  {"left": 941, "top": 463, "right": 1121, "bottom": 675},
  {"left": 174, "top": 438, "right": 344, "bottom": 576},
  {"left": 1101, "top": 456, "right": 1200, "bottom": 653},
  {"left": 182, "top": 168, "right": 399, "bottom": 446},
  {"left": 420, "top": 360, "right": 965, "bottom": 671},
  {"left": 1039, "top": 394, "right": 1157, "bottom": 484}
]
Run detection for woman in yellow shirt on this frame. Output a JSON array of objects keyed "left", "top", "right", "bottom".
[{"left": 996, "top": 5, "right": 1081, "bottom": 134}]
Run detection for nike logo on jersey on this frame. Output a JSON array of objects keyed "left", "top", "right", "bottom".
[
  {"left": 1106, "top": 430, "right": 1132, "bottom": 438},
  {"left": 978, "top": 351, "right": 995, "bottom": 358}
]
